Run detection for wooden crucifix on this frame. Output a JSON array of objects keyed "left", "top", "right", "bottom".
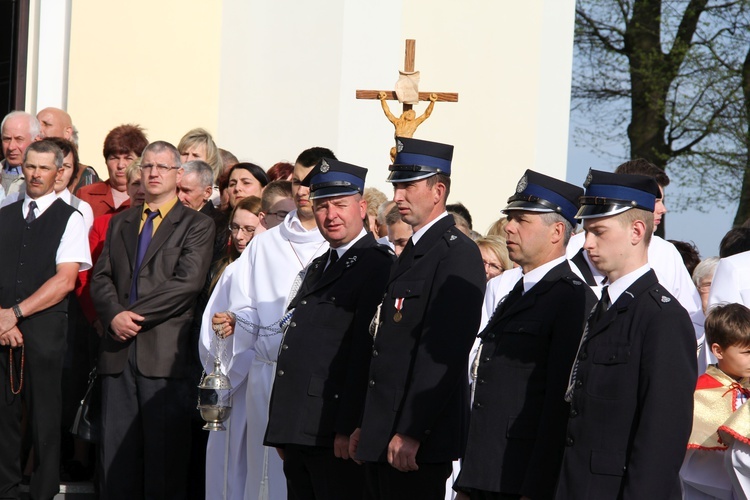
[{"left": 357, "top": 39, "right": 458, "bottom": 159}]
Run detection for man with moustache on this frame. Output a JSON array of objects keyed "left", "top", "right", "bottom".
[
  {"left": 202, "top": 147, "right": 333, "bottom": 500},
  {"left": 264, "top": 158, "right": 394, "bottom": 499},
  {"left": 352, "top": 137, "right": 486, "bottom": 499},
  {"left": 555, "top": 170, "right": 696, "bottom": 499},
  {"left": 0, "top": 140, "right": 91, "bottom": 499},
  {"left": 91, "top": 141, "right": 215, "bottom": 499}
]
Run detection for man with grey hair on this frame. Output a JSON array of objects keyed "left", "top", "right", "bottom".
[
  {"left": 1, "top": 111, "right": 41, "bottom": 197},
  {"left": 0, "top": 139, "right": 91, "bottom": 499},
  {"left": 178, "top": 159, "right": 215, "bottom": 214}
]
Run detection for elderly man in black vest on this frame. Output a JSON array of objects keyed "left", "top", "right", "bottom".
[{"left": 0, "top": 139, "right": 91, "bottom": 499}]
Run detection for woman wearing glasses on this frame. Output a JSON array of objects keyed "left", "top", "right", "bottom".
[
  {"left": 211, "top": 196, "right": 265, "bottom": 288},
  {"left": 196, "top": 195, "right": 265, "bottom": 500}
]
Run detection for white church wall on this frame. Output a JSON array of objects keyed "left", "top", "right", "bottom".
[
  {"left": 64, "top": 0, "right": 223, "bottom": 170},
  {"left": 218, "top": 0, "right": 576, "bottom": 232},
  {"left": 28, "top": 0, "right": 574, "bottom": 234}
]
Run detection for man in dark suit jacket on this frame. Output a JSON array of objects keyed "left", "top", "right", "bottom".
[
  {"left": 92, "top": 141, "right": 215, "bottom": 500},
  {"left": 351, "top": 138, "right": 486, "bottom": 500},
  {"left": 555, "top": 170, "right": 696, "bottom": 500},
  {"left": 264, "top": 158, "right": 394, "bottom": 499},
  {"left": 454, "top": 171, "right": 596, "bottom": 500},
  {"left": 177, "top": 158, "right": 220, "bottom": 500}
]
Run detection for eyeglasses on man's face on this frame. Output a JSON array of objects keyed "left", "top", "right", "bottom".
[{"left": 141, "top": 163, "right": 179, "bottom": 174}]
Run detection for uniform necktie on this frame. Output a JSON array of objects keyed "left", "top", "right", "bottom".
[
  {"left": 25, "top": 201, "right": 37, "bottom": 223},
  {"left": 592, "top": 285, "right": 611, "bottom": 324},
  {"left": 481, "top": 277, "right": 524, "bottom": 334},
  {"left": 400, "top": 238, "right": 414, "bottom": 260},
  {"left": 505, "top": 278, "right": 525, "bottom": 307},
  {"left": 565, "top": 285, "right": 610, "bottom": 402},
  {"left": 328, "top": 249, "right": 339, "bottom": 268},
  {"left": 129, "top": 209, "right": 159, "bottom": 304}
]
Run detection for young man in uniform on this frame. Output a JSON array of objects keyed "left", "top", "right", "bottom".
[{"left": 556, "top": 170, "right": 696, "bottom": 499}]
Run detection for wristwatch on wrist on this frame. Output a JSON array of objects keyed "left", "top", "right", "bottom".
[{"left": 12, "top": 304, "right": 23, "bottom": 320}]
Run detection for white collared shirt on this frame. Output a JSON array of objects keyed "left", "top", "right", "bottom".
[
  {"left": 22, "top": 190, "right": 58, "bottom": 218},
  {"left": 411, "top": 210, "right": 449, "bottom": 245},
  {"left": 376, "top": 234, "right": 394, "bottom": 250},
  {"left": 56, "top": 189, "right": 95, "bottom": 233},
  {"left": 567, "top": 231, "right": 700, "bottom": 313},
  {"left": 606, "top": 264, "right": 651, "bottom": 306},
  {"left": 23, "top": 190, "right": 92, "bottom": 270},
  {"left": 331, "top": 228, "right": 368, "bottom": 260},
  {"left": 5, "top": 189, "right": 94, "bottom": 234},
  {"left": 520, "top": 256, "right": 567, "bottom": 294}
]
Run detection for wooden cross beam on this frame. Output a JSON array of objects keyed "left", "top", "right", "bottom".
[{"left": 356, "top": 39, "right": 458, "bottom": 113}]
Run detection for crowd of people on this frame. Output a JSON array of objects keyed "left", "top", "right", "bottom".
[{"left": 0, "top": 106, "right": 748, "bottom": 500}]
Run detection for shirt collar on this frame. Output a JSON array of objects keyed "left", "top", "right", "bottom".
[
  {"left": 332, "top": 228, "right": 367, "bottom": 259},
  {"left": 3, "top": 160, "right": 22, "bottom": 175},
  {"left": 57, "top": 189, "right": 71, "bottom": 203},
  {"left": 521, "top": 256, "right": 566, "bottom": 294},
  {"left": 143, "top": 196, "right": 179, "bottom": 219},
  {"left": 411, "top": 211, "right": 449, "bottom": 245},
  {"left": 606, "top": 263, "right": 651, "bottom": 306},
  {"left": 23, "top": 190, "right": 58, "bottom": 217}
]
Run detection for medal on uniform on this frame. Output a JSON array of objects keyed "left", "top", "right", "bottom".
[{"left": 394, "top": 298, "right": 404, "bottom": 322}]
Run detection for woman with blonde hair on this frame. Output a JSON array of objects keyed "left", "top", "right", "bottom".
[
  {"left": 486, "top": 217, "right": 508, "bottom": 238},
  {"left": 178, "top": 128, "right": 223, "bottom": 181},
  {"left": 475, "top": 235, "right": 513, "bottom": 282}
]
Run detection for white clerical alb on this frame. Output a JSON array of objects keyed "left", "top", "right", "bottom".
[{"left": 200, "top": 210, "right": 327, "bottom": 500}]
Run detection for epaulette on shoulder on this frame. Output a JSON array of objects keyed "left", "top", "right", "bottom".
[
  {"left": 562, "top": 274, "right": 585, "bottom": 288},
  {"left": 648, "top": 286, "right": 675, "bottom": 308},
  {"left": 375, "top": 243, "right": 396, "bottom": 258},
  {"left": 444, "top": 226, "right": 464, "bottom": 245}
]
